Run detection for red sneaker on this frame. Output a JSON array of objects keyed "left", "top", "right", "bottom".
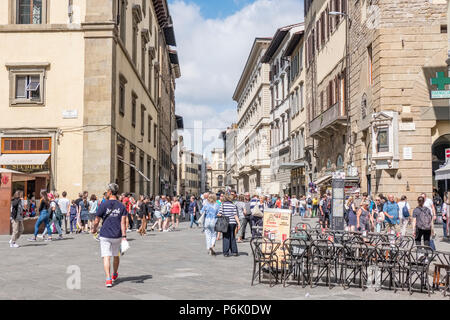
[
  {"left": 105, "top": 279, "right": 113, "bottom": 288},
  {"left": 112, "top": 273, "right": 119, "bottom": 282}
]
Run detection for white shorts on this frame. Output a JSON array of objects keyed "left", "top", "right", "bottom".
[{"left": 100, "top": 237, "right": 122, "bottom": 257}]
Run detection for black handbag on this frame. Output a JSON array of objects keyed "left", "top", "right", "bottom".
[{"left": 215, "top": 215, "right": 229, "bottom": 233}]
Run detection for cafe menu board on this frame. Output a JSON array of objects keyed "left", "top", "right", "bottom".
[{"left": 263, "top": 208, "right": 292, "bottom": 266}]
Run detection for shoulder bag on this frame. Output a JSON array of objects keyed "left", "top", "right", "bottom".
[{"left": 251, "top": 204, "right": 264, "bottom": 218}]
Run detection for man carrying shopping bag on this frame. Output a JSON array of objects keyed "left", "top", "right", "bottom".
[{"left": 92, "top": 183, "right": 129, "bottom": 288}]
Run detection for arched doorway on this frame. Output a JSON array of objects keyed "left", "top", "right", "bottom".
[{"left": 432, "top": 134, "right": 450, "bottom": 198}]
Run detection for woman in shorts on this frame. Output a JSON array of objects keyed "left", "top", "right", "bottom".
[
  {"left": 171, "top": 196, "right": 181, "bottom": 230},
  {"left": 150, "top": 196, "right": 163, "bottom": 232},
  {"left": 88, "top": 194, "right": 98, "bottom": 232},
  {"left": 162, "top": 196, "right": 172, "bottom": 231},
  {"left": 78, "top": 194, "right": 90, "bottom": 233}
]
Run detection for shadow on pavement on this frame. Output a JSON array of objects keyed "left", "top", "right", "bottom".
[
  {"left": 116, "top": 275, "right": 153, "bottom": 284},
  {"left": 21, "top": 243, "right": 47, "bottom": 247}
]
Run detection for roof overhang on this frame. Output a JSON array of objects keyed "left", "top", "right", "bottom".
[
  {"left": 261, "top": 23, "right": 304, "bottom": 63},
  {"left": 283, "top": 31, "right": 305, "bottom": 58},
  {"left": 164, "top": 25, "right": 177, "bottom": 46},
  {"left": 232, "top": 38, "right": 272, "bottom": 101},
  {"left": 169, "top": 50, "right": 179, "bottom": 65},
  {"left": 152, "top": 0, "right": 170, "bottom": 27}
]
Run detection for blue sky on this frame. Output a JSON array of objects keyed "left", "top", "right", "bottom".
[
  {"left": 168, "top": 0, "right": 303, "bottom": 159},
  {"left": 168, "top": 0, "right": 255, "bottom": 19}
]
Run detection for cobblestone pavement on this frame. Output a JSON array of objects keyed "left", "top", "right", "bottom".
[{"left": 1, "top": 216, "right": 449, "bottom": 300}]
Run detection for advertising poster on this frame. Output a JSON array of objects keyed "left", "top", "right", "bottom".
[{"left": 262, "top": 208, "right": 292, "bottom": 266}]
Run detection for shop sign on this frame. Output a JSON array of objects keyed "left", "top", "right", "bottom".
[
  {"left": 1, "top": 175, "right": 9, "bottom": 185},
  {"left": 5, "top": 162, "right": 49, "bottom": 174},
  {"left": 430, "top": 72, "right": 450, "bottom": 99}
]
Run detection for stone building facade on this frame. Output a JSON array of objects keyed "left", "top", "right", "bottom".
[
  {"left": 179, "top": 149, "right": 203, "bottom": 197},
  {"left": 262, "top": 23, "right": 303, "bottom": 196},
  {"left": 224, "top": 124, "right": 238, "bottom": 191},
  {"left": 208, "top": 148, "right": 226, "bottom": 194},
  {"left": 233, "top": 38, "right": 272, "bottom": 195},
  {"left": 348, "top": 0, "right": 449, "bottom": 198},
  {"left": 304, "top": 0, "right": 350, "bottom": 193},
  {"left": 284, "top": 28, "right": 309, "bottom": 197},
  {"left": 303, "top": 0, "right": 450, "bottom": 197},
  {"left": 0, "top": 0, "right": 180, "bottom": 199}
]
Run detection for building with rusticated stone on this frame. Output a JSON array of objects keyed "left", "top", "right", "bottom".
[{"left": 304, "top": 0, "right": 450, "bottom": 198}]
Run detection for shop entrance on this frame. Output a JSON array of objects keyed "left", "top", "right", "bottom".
[{"left": 432, "top": 134, "right": 450, "bottom": 197}]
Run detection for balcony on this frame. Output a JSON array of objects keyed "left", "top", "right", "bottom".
[{"left": 310, "top": 102, "right": 347, "bottom": 138}]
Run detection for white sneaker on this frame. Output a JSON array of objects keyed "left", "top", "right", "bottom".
[
  {"left": 126, "top": 229, "right": 132, "bottom": 233},
  {"left": 10, "top": 242, "right": 19, "bottom": 248}
]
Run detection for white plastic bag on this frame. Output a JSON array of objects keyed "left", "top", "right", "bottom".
[{"left": 120, "top": 239, "right": 130, "bottom": 255}]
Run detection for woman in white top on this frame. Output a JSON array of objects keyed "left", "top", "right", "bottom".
[
  {"left": 442, "top": 192, "right": 448, "bottom": 239},
  {"left": 88, "top": 194, "right": 99, "bottom": 232},
  {"left": 299, "top": 196, "right": 307, "bottom": 218},
  {"left": 397, "top": 195, "right": 411, "bottom": 237}
]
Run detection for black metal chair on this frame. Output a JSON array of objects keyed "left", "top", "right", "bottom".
[
  {"left": 373, "top": 242, "right": 401, "bottom": 292},
  {"left": 433, "top": 251, "right": 450, "bottom": 297},
  {"left": 309, "top": 239, "right": 338, "bottom": 289},
  {"left": 281, "top": 238, "right": 310, "bottom": 288},
  {"left": 396, "top": 236, "right": 415, "bottom": 251},
  {"left": 339, "top": 242, "right": 371, "bottom": 290},
  {"left": 250, "top": 237, "right": 279, "bottom": 287},
  {"left": 406, "top": 245, "right": 437, "bottom": 296}
]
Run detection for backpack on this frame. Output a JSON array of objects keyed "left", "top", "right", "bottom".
[
  {"left": 402, "top": 204, "right": 410, "bottom": 218},
  {"left": 307, "top": 198, "right": 312, "bottom": 205},
  {"left": 416, "top": 206, "right": 432, "bottom": 229},
  {"left": 161, "top": 202, "right": 168, "bottom": 214},
  {"left": 53, "top": 201, "right": 64, "bottom": 221},
  {"left": 10, "top": 199, "right": 19, "bottom": 220}
]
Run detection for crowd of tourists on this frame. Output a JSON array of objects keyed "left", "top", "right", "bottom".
[{"left": 8, "top": 183, "right": 449, "bottom": 287}]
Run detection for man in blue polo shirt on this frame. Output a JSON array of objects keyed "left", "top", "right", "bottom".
[
  {"left": 92, "top": 183, "right": 128, "bottom": 288},
  {"left": 383, "top": 194, "right": 400, "bottom": 234}
]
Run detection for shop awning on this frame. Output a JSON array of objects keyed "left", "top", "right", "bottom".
[
  {"left": 278, "top": 161, "right": 306, "bottom": 170},
  {"left": 314, "top": 174, "right": 332, "bottom": 186},
  {"left": 435, "top": 163, "right": 450, "bottom": 181},
  {"left": 0, "top": 154, "right": 50, "bottom": 166}
]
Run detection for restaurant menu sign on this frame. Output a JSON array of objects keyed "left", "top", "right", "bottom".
[{"left": 263, "top": 208, "right": 292, "bottom": 265}]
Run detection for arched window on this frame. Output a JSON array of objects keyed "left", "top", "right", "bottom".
[
  {"left": 218, "top": 175, "right": 223, "bottom": 187},
  {"left": 326, "top": 158, "right": 332, "bottom": 170},
  {"left": 336, "top": 154, "right": 344, "bottom": 169}
]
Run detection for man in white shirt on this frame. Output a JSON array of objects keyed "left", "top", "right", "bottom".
[
  {"left": 397, "top": 195, "right": 411, "bottom": 236},
  {"left": 290, "top": 195, "right": 299, "bottom": 216},
  {"left": 57, "top": 191, "right": 70, "bottom": 234}
]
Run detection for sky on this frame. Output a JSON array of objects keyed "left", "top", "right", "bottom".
[{"left": 168, "top": 0, "right": 304, "bottom": 159}]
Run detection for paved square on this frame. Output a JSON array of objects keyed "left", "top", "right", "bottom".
[{"left": 1, "top": 216, "right": 449, "bottom": 300}]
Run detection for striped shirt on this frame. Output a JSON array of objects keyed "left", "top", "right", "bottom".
[
  {"left": 219, "top": 201, "right": 238, "bottom": 224},
  {"left": 250, "top": 198, "right": 259, "bottom": 210}
]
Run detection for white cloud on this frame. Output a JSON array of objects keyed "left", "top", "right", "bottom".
[{"left": 169, "top": 0, "right": 303, "bottom": 158}]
